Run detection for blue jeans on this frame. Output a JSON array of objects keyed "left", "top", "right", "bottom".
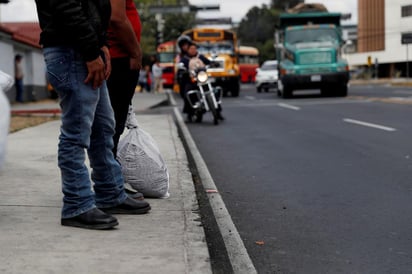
[
  {"left": 15, "top": 78, "right": 24, "bottom": 102},
  {"left": 43, "top": 47, "right": 127, "bottom": 219}
]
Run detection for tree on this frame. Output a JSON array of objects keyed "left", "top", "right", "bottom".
[
  {"left": 162, "top": 13, "right": 196, "bottom": 43},
  {"left": 238, "top": 6, "right": 276, "bottom": 44},
  {"left": 271, "top": 0, "right": 303, "bottom": 10},
  {"left": 135, "top": 0, "right": 195, "bottom": 60},
  {"left": 237, "top": 5, "right": 279, "bottom": 63},
  {"left": 236, "top": 1, "right": 304, "bottom": 63}
]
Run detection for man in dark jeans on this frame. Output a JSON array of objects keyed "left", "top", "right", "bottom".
[
  {"left": 106, "top": 0, "right": 145, "bottom": 200},
  {"left": 106, "top": 0, "right": 142, "bottom": 157},
  {"left": 35, "top": 0, "right": 150, "bottom": 230},
  {"left": 14, "top": 54, "right": 24, "bottom": 103}
]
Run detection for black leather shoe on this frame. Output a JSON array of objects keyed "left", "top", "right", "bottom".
[
  {"left": 61, "top": 208, "right": 118, "bottom": 230},
  {"left": 100, "top": 197, "right": 151, "bottom": 214},
  {"left": 125, "top": 188, "right": 145, "bottom": 201}
]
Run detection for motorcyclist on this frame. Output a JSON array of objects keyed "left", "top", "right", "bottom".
[
  {"left": 176, "top": 35, "right": 192, "bottom": 97},
  {"left": 181, "top": 42, "right": 224, "bottom": 122}
]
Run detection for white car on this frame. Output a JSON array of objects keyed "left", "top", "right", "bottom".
[{"left": 255, "top": 60, "right": 279, "bottom": 93}]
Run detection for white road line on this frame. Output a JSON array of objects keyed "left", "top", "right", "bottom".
[
  {"left": 343, "top": 118, "right": 396, "bottom": 132},
  {"left": 277, "top": 103, "right": 301, "bottom": 110},
  {"left": 245, "top": 96, "right": 256, "bottom": 100}
]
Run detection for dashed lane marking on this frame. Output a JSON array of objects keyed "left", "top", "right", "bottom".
[
  {"left": 343, "top": 118, "right": 396, "bottom": 132},
  {"left": 277, "top": 103, "right": 301, "bottom": 110}
]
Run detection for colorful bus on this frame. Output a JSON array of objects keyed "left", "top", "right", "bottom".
[
  {"left": 156, "top": 40, "right": 176, "bottom": 88},
  {"left": 181, "top": 28, "right": 241, "bottom": 97},
  {"left": 239, "top": 46, "right": 259, "bottom": 83}
]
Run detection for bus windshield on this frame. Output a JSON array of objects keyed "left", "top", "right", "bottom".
[
  {"left": 285, "top": 28, "right": 339, "bottom": 47},
  {"left": 197, "top": 42, "right": 234, "bottom": 55}
]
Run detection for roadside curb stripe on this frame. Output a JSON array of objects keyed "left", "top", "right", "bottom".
[{"left": 167, "top": 90, "right": 257, "bottom": 274}]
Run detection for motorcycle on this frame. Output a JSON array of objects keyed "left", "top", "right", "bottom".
[{"left": 179, "top": 63, "right": 223, "bottom": 125}]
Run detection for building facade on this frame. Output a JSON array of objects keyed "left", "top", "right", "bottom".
[
  {"left": 347, "top": 0, "right": 412, "bottom": 78},
  {"left": 0, "top": 22, "right": 48, "bottom": 102}
]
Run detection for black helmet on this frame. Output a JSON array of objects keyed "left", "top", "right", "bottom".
[{"left": 177, "top": 35, "right": 191, "bottom": 49}]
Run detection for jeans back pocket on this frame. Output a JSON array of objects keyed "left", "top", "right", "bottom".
[{"left": 44, "top": 50, "right": 72, "bottom": 91}]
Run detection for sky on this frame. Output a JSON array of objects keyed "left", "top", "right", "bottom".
[{"left": 0, "top": 0, "right": 357, "bottom": 24}]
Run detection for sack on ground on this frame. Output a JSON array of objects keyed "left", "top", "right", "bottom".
[
  {"left": 117, "top": 109, "right": 170, "bottom": 198},
  {"left": 0, "top": 87, "right": 10, "bottom": 170},
  {"left": 0, "top": 70, "right": 14, "bottom": 92}
]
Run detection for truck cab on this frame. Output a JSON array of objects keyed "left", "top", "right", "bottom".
[{"left": 275, "top": 4, "right": 349, "bottom": 98}]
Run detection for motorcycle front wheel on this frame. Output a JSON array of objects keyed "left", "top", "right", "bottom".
[{"left": 206, "top": 93, "right": 219, "bottom": 125}]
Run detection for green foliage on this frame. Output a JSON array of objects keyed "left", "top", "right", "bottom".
[
  {"left": 134, "top": 0, "right": 194, "bottom": 62},
  {"left": 271, "top": 0, "right": 303, "bottom": 10},
  {"left": 238, "top": 6, "right": 275, "bottom": 44},
  {"left": 138, "top": 6, "right": 158, "bottom": 58},
  {"left": 237, "top": 5, "right": 280, "bottom": 64},
  {"left": 236, "top": 1, "right": 301, "bottom": 64},
  {"left": 163, "top": 13, "right": 196, "bottom": 42}
]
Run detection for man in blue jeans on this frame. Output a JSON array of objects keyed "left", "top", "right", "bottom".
[
  {"left": 35, "top": 0, "right": 150, "bottom": 230},
  {"left": 14, "top": 54, "right": 24, "bottom": 103}
]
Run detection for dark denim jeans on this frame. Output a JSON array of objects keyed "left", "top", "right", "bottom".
[
  {"left": 14, "top": 78, "right": 24, "bottom": 102},
  {"left": 106, "top": 57, "right": 139, "bottom": 157},
  {"left": 43, "top": 47, "right": 127, "bottom": 219}
]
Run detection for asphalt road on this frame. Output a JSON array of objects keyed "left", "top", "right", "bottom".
[{"left": 186, "top": 83, "right": 412, "bottom": 273}]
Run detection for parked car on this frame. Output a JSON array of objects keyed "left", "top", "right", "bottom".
[{"left": 255, "top": 60, "right": 279, "bottom": 93}]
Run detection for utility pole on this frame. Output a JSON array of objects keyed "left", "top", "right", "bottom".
[
  {"left": 155, "top": 13, "right": 164, "bottom": 46},
  {"left": 401, "top": 33, "right": 412, "bottom": 79},
  {"left": 407, "top": 44, "right": 410, "bottom": 79}
]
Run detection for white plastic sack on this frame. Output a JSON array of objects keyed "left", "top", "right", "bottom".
[
  {"left": 0, "top": 70, "right": 14, "bottom": 92},
  {"left": 117, "top": 107, "right": 170, "bottom": 198},
  {"left": 0, "top": 87, "right": 10, "bottom": 170}
]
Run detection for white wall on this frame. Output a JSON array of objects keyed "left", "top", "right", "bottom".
[
  {"left": 346, "top": 0, "right": 412, "bottom": 67},
  {"left": 0, "top": 41, "right": 46, "bottom": 87},
  {"left": 0, "top": 41, "right": 14, "bottom": 76},
  {"left": 23, "top": 50, "right": 46, "bottom": 87}
]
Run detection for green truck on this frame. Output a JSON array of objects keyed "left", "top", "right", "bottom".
[{"left": 275, "top": 4, "right": 349, "bottom": 98}]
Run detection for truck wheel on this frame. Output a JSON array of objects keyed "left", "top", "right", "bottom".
[
  {"left": 337, "top": 85, "right": 348, "bottom": 97},
  {"left": 257, "top": 87, "right": 262, "bottom": 93},
  {"left": 282, "top": 87, "right": 292, "bottom": 98},
  {"left": 231, "top": 79, "right": 240, "bottom": 97}
]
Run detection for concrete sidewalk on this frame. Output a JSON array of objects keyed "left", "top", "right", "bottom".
[
  {"left": 350, "top": 78, "right": 412, "bottom": 87},
  {"left": 0, "top": 92, "right": 212, "bottom": 273}
]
